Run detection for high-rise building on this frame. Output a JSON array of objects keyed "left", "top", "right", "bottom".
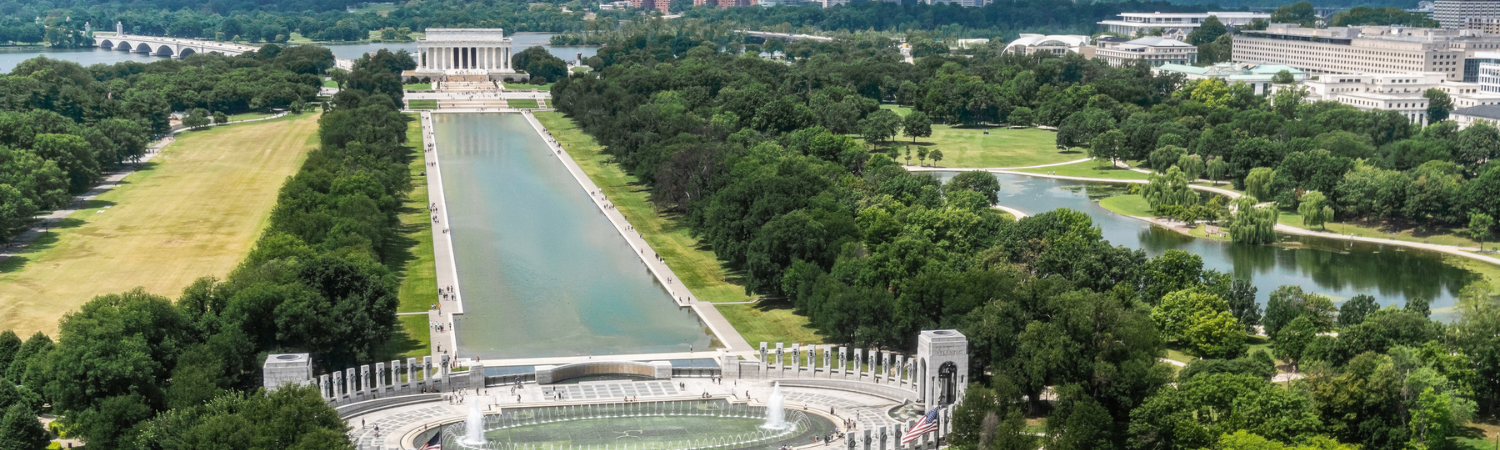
[
  {"left": 1232, "top": 24, "right": 1500, "bottom": 81},
  {"left": 1435, "top": 0, "right": 1500, "bottom": 28}
]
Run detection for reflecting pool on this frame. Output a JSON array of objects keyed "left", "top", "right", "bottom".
[{"left": 434, "top": 114, "right": 715, "bottom": 359}]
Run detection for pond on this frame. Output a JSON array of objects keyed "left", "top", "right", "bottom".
[
  {"left": 434, "top": 113, "right": 715, "bottom": 360},
  {"left": 936, "top": 172, "right": 1485, "bottom": 320}
]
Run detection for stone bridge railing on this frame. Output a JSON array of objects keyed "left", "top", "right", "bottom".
[{"left": 315, "top": 354, "right": 482, "bottom": 408}]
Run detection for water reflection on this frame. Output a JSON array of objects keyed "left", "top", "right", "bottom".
[{"left": 937, "top": 172, "right": 1482, "bottom": 319}]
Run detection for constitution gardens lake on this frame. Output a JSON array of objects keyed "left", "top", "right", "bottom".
[
  {"left": 433, "top": 113, "right": 715, "bottom": 360},
  {"left": 938, "top": 172, "right": 1482, "bottom": 319}
]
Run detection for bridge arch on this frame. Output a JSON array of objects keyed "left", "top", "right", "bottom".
[
  {"left": 98, "top": 39, "right": 113, "bottom": 49},
  {"left": 134, "top": 43, "right": 152, "bottom": 53},
  {"left": 155, "top": 45, "right": 174, "bottom": 57},
  {"left": 115, "top": 41, "right": 132, "bottom": 51},
  {"left": 178, "top": 48, "right": 197, "bottom": 58}
]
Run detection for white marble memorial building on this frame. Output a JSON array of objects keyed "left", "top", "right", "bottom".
[{"left": 413, "top": 28, "right": 516, "bottom": 80}]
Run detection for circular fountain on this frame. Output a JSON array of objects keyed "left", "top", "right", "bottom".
[{"left": 424, "top": 398, "right": 835, "bottom": 450}]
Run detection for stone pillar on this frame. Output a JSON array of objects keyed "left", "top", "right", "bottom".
[
  {"left": 882, "top": 353, "right": 891, "bottom": 382},
  {"left": 847, "top": 431, "right": 857, "bottom": 450},
  {"left": 905, "top": 420, "right": 917, "bottom": 450},
  {"left": 823, "top": 347, "right": 832, "bottom": 377},
  {"left": 894, "top": 355, "right": 905, "bottom": 385},
  {"left": 422, "top": 356, "right": 433, "bottom": 381},
  {"left": 360, "top": 365, "right": 371, "bottom": 394},
  {"left": 375, "top": 363, "right": 386, "bottom": 392},
  {"left": 853, "top": 349, "right": 862, "bottom": 378},
  {"left": 391, "top": 360, "right": 403, "bottom": 387},
  {"left": 806, "top": 346, "right": 815, "bottom": 376},
  {"left": 343, "top": 370, "right": 354, "bottom": 399},
  {"left": 775, "top": 343, "right": 783, "bottom": 368},
  {"left": 790, "top": 344, "right": 800, "bottom": 376},
  {"left": 862, "top": 429, "right": 872, "bottom": 450},
  {"left": 406, "top": 358, "right": 417, "bottom": 385},
  {"left": 879, "top": 425, "right": 888, "bottom": 450},
  {"left": 839, "top": 347, "right": 847, "bottom": 374},
  {"left": 868, "top": 351, "right": 877, "bottom": 379},
  {"left": 759, "top": 342, "right": 768, "bottom": 375}
]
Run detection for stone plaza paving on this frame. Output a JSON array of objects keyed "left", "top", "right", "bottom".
[{"left": 346, "top": 377, "right": 909, "bottom": 450}]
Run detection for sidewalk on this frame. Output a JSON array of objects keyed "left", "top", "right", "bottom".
[{"left": 417, "top": 112, "right": 463, "bottom": 360}]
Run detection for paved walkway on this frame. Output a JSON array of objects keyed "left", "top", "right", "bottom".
[
  {"left": 520, "top": 111, "right": 754, "bottom": 354},
  {"left": 417, "top": 113, "right": 462, "bottom": 360},
  {"left": 0, "top": 112, "right": 289, "bottom": 267}
]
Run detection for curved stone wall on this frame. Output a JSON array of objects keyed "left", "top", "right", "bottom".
[{"left": 535, "top": 361, "right": 672, "bottom": 384}]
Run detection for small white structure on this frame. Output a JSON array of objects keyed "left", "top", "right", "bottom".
[
  {"left": 262, "top": 353, "right": 313, "bottom": 391},
  {"left": 1095, "top": 36, "right": 1198, "bottom": 67},
  {"left": 1004, "top": 34, "right": 1092, "bottom": 57},
  {"left": 412, "top": 28, "right": 517, "bottom": 81}
]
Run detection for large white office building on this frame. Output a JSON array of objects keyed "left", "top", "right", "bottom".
[
  {"left": 1003, "top": 35, "right": 1093, "bottom": 57},
  {"left": 1098, "top": 12, "right": 1269, "bottom": 40},
  {"left": 1094, "top": 36, "right": 1198, "bottom": 67},
  {"left": 1233, "top": 24, "right": 1500, "bottom": 81}
]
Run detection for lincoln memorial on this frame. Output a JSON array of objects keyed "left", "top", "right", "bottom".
[{"left": 410, "top": 28, "right": 522, "bottom": 82}]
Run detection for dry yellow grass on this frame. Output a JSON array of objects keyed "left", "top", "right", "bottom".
[{"left": 0, "top": 113, "right": 320, "bottom": 335}]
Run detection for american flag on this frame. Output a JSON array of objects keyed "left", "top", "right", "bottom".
[
  {"left": 900, "top": 407, "right": 940, "bottom": 445},
  {"left": 419, "top": 433, "right": 441, "bottom": 450}
]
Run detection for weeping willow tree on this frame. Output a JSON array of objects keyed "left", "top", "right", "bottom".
[
  {"left": 1227, "top": 197, "right": 1279, "bottom": 244},
  {"left": 1144, "top": 166, "right": 1196, "bottom": 211}
]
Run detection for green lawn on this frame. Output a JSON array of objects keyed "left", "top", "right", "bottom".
[
  {"left": 408, "top": 100, "right": 437, "bottom": 110},
  {"left": 404, "top": 83, "right": 431, "bottom": 91},
  {"left": 508, "top": 99, "right": 540, "bottom": 109},
  {"left": 571, "top": 67, "right": 590, "bottom": 73},
  {"left": 534, "top": 111, "right": 825, "bottom": 344},
  {"left": 1015, "top": 159, "right": 1153, "bottom": 180},
  {"left": 880, "top": 104, "right": 912, "bottom": 117},
  {"left": 504, "top": 82, "right": 553, "bottom": 91},
  {"left": 888, "top": 125, "right": 1074, "bottom": 169},
  {"left": 1099, "top": 194, "right": 1152, "bottom": 217},
  {"left": 227, "top": 111, "right": 275, "bottom": 122},
  {"left": 385, "top": 115, "right": 436, "bottom": 359},
  {"left": 0, "top": 113, "right": 320, "bottom": 336},
  {"left": 323, "top": 79, "right": 338, "bottom": 88},
  {"left": 1277, "top": 211, "right": 1488, "bottom": 250},
  {"left": 351, "top": 3, "right": 398, "bottom": 15}
]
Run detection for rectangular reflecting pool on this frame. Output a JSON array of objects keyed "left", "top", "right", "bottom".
[{"left": 434, "top": 113, "right": 715, "bottom": 359}]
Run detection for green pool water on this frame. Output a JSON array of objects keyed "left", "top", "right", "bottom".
[{"left": 433, "top": 113, "right": 715, "bottom": 359}]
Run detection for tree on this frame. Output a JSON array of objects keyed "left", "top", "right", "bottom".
[
  {"left": 1272, "top": 1, "right": 1317, "bottom": 27},
  {"left": 0, "top": 403, "right": 48, "bottom": 450},
  {"left": 1176, "top": 153, "right": 1205, "bottom": 180},
  {"left": 1153, "top": 288, "right": 1247, "bottom": 359},
  {"left": 1272, "top": 70, "right": 1296, "bottom": 84},
  {"left": 946, "top": 171, "right": 1001, "bottom": 206},
  {"left": 1425, "top": 88, "right": 1453, "bottom": 124},
  {"left": 859, "top": 108, "right": 902, "bottom": 143},
  {"left": 1244, "top": 168, "right": 1275, "bottom": 201},
  {"left": 184, "top": 108, "right": 211, "bottom": 129},
  {"left": 1296, "top": 191, "right": 1334, "bottom": 230},
  {"left": 1273, "top": 316, "right": 1316, "bottom": 373},
  {"left": 1149, "top": 145, "right": 1188, "bottom": 171},
  {"left": 1338, "top": 294, "right": 1379, "bottom": 327},
  {"left": 1144, "top": 166, "right": 1197, "bottom": 212},
  {"left": 1227, "top": 279, "right": 1262, "bottom": 333},
  {"left": 903, "top": 111, "right": 932, "bottom": 142},
  {"left": 1263, "top": 285, "right": 1336, "bottom": 339},
  {"left": 511, "top": 46, "right": 569, "bottom": 83},
  {"left": 1008, "top": 107, "right": 1034, "bottom": 127},
  {"left": 1055, "top": 108, "right": 1115, "bottom": 149},
  {"left": 1188, "top": 16, "right": 1228, "bottom": 45},
  {"left": 1469, "top": 212, "right": 1494, "bottom": 251},
  {"left": 1207, "top": 157, "right": 1228, "bottom": 185},
  {"left": 917, "top": 147, "right": 929, "bottom": 166},
  {"left": 930, "top": 149, "right": 944, "bottom": 166},
  {"left": 1088, "top": 129, "right": 1126, "bottom": 165},
  {"left": 1227, "top": 197, "right": 1278, "bottom": 244},
  {"left": 212, "top": 111, "right": 228, "bottom": 124}
]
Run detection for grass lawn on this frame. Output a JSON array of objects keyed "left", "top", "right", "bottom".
[
  {"left": 351, "top": 3, "right": 398, "bottom": 15},
  {"left": 1277, "top": 211, "right": 1488, "bottom": 249},
  {"left": 880, "top": 104, "right": 912, "bottom": 117},
  {"left": 886, "top": 126, "right": 1074, "bottom": 168},
  {"left": 408, "top": 100, "right": 437, "bottom": 110},
  {"left": 508, "top": 99, "right": 540, "bottom": 109},
  {"left": 404, "top": 83, "right": 431, "bottom": 91},
  {"left": 534, "top": 111, "right": 826, "bottom": 344},
  {"left": 323, "top": 79, "right": 338, "bottom": 88},
  {"left": 504, "top": 82, "right": 552, "bottom": 91},
  {"left": 382, "top": 115, "right": 437, "bottom": 359},
  {"left": 571, "top": 67, "right": 589, "bottom": 73},
  {"left": 1015, "top": 159, "right": 1153, "bottom": 181},
  {"left": 227, "top": 111, "right": 275, "bottom": 122},
  {"left": 1099, "top": 194, "right": 1152, "bottom": 217},
  {"left": 0, "top": 113, "right": 320, "bottom": 335}
]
